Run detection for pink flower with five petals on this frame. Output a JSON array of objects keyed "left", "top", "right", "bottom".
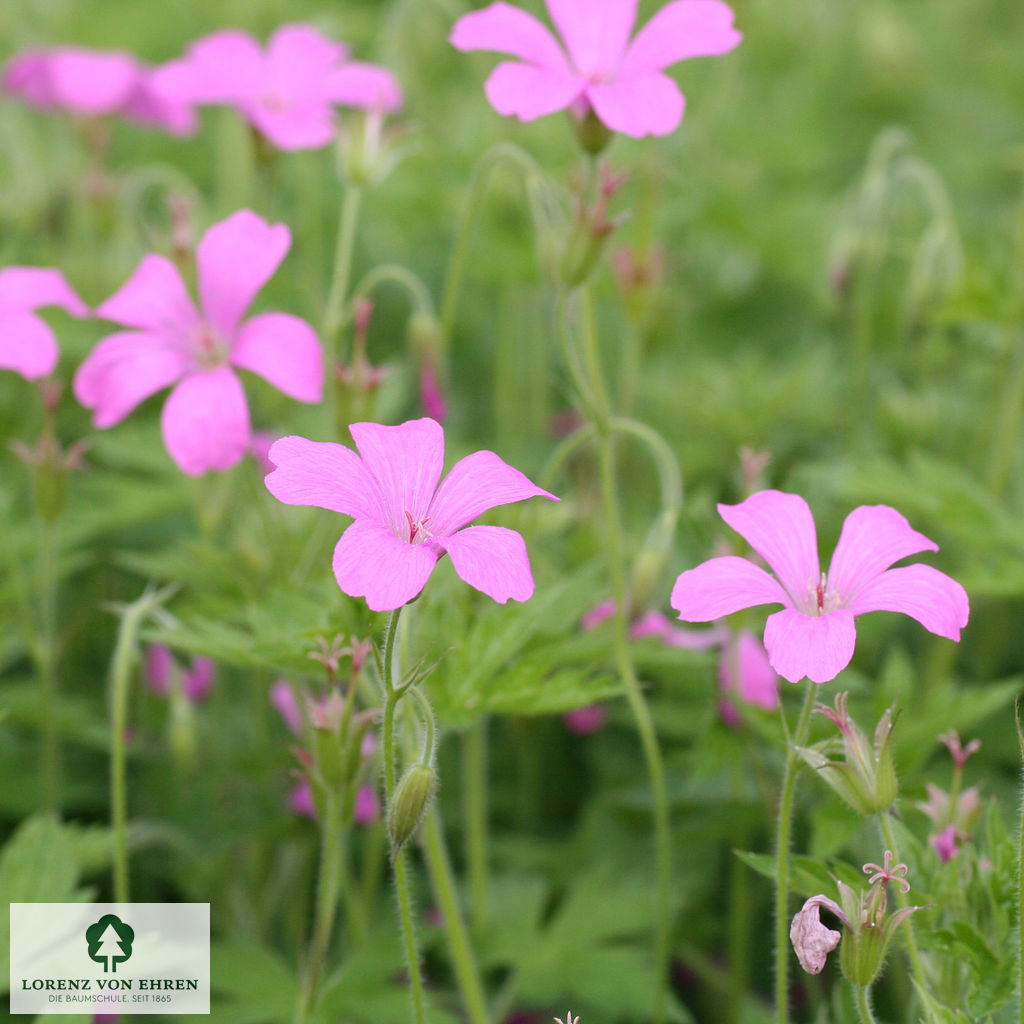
[
  {"left": 3, "top": 47, "right": 195, "bottom": 135},
  {"left": 0, "top": 267, "right": 87, "bottom": 380},
  {"left": 152, "top": 24, "right": 402, "bottom": 151},
  {"left": 671, "top": 490, "right": 969, "bottom": 684},
  {"left": 74, "top": 209, "right": 323, "bottom": 476},
  {"left": 450, "top": 0, "right": 741, "bottom": 137},
  {"left": 265, "top": 418, "right": 558, "bottom": 611}
]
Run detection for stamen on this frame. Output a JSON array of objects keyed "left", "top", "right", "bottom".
[
  {"left": 816, "top": 572, "right": 826, "bottom": 613},
  {"left": 404, "top": 509, "right": 418, "bottom": 542}
]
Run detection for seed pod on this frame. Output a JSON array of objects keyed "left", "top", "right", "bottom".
[{"left": 388, "top": 763, "right": 437, "bottom": 854}]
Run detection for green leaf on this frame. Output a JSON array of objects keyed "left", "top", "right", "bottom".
[{"left": 208, "top": 942, "right": 297, "bottom": 1024}]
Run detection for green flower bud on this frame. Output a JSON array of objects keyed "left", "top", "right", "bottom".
[{"left": 388, "top": 763, "right": 437, "bottom": 853}]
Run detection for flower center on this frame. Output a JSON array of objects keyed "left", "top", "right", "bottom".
[
  {"left": 190, "top": 324, "right": 230, "bottom": 371},
  {"left": 404, "top": 510, "right": 433, "bottom": 545},
  {"left": 806, "top": 572, "right": 843, "bottom": 616}
]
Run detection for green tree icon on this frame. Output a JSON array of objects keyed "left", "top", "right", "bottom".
[{"left": 86, "top": 915, "right": 135, "bottom": 973}]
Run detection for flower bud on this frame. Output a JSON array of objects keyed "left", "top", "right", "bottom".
[{"left": 388, "top": 762, "right": 437, "bottom": 853}]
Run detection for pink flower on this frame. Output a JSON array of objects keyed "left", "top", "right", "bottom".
[
  {"left": 74, "top": 209, "right": 322, "bottom": 476},
  {"left": 789, "top": 895, "right": 847, "bottom": 975},
  {"left": 270, "top": 680, "right": 303, "bottom": 735},
  {"left": 152, "top": 24, "right": 402, "bottom": 151},
  {"left": 3, "top": 47, "right": 194, "bottom": 135},
  {"left": 450, "top": 0, "right": 741, "bottom": 137},
  {"left": 563, "top": 705, "right": 606, "bottom": 734},
  {"left": 145, "top": 644, "right": 215, "bottom": 703},
  {"left": 0, "top": 267, "right": 87, "bottom": 380},
  {"left": 932, "top": 824, "right": 959, "bottom": 863},
  {"left": 289, "top": 780, "right": 316, "bottom": 819},
  {"left": 355, "top": 783, "right": 381, "bottom": 824},
  {"left": 265, "top": 418, "right": 557, "bottom": 611},
  {"left": 719, "top": 629, "right": 779, "bottom": 721},
  {"left": 671, "top": 490, "right": 969, "bottom": 684}
]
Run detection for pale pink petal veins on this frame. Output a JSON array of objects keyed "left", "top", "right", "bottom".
[
  {"left": 350, "top": 419, "right": 445, "bottom": 536},
  {"left": 484, "top": 62, "right": 584, "bottom": 120},
  {"left": 332, "top": 519, "right": 438, "bottom": 611},
  {"left": 0, "top": 313, "right": 59, "bottom": 379},
  {"left": 587, "top": 73, "right": 684, "bottom": 137},
  {"left": 546, "top": 0, "right": 637, "bottom": 76},
  {"left": 197, "top": 210, "right": 291, "bottom": 338},
  {"left": 436, "top": 524, "right": 535, "bottom": 603},
  {"left": 264, "top": 436, "right": 384, "bottom": 521},
  {"left": 671, "top": 555, "right": 788, "bottom": 621},
  {"left": 847, "top": 564, "right": 969, "bottom": 641},
  {"left": 96, "top": 254, "right": 198, "bottom": 335},
  {"left": 74, "top": 331, "right": 188, "bottom": 427},
  {"left": 231, "top": 312, "right": 323, "bottom": 402},
  {"left": 827, "top": 504, "right": 938, "bottom": 602},
  {"left": 161, "top": 366, "right": 251, "bottom": 476},
  {"left": 763, "top": 607, "right": 857, "bottom": 684},
  {"left": 450, "top": 2, "right": 571, "bottom": 71},
  {"left": 622, "top": 0, "right": 742, "bottom": 75},
  {"left": 0, "top": 267, "right": 87, "bottom": 315},
  {"left": 323, "top": 63, "right": 403, "bottom": 112},
  {"left": 719, "top": 491, "right": 820, "bottom": 610},
  {"left": 429, "top": 449, "right": 557, "bottom": 536},
  {"left": 47, "top": 48, "right": 139, "bottom": 114}
]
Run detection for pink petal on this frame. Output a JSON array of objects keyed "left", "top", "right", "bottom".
[
  {"left": 350, "top": 419, "right": 446, "bottom": 537},
  {"left": 267, "top": 23, "right": 349, "bottom": 76},
  {"left": 46, "top": 48, "right": 140, "bottom": 115},
  {"left": 152, "top": 31, "right": 264, "bottom": 104},
  {"left": 290, "top": 780, "right": 317, "bottom": 819},
  {"left": 718, "top": 491, "right": 820, "bottom": 611},
  {"left": 145, "top": 644, "right": 173, "bottom": 696},
  {"left": 670, "top": 555, "right": 789, "bottom": 621},
  {"left": 763, "top": 608, "right": 856, "bottom": 684},
  {"left": 719, "top": 630, "right": 779, "bottom": 710},
  {"left": 332, "top": 519, "right": 438, "bottom": 611},
  {"left": 0, "top": 267, "right": 87, "bottom": 315},
  {"left": 264, "top": 436, "right": 384, "bottom": 521},
  {"left": 630, "top": 609, "right": 727, "bottom": 649},
  {"left": 450, "top": 2, "right": 570, "bottom": 72},
  {"left": 3, "top": 51, "right": 52, "bottom": 108},
  {"left": 436, "top": 524, "right": 535, "bottom": 603},
  {"left": 323, "top": 63, "right": 403, "bottom": 112},
  {"left": 546, "top": 0, "right": 637, "bottom": 77},
  {"left": 790, "top": 896, "right": 847, "bottom": 974},
  {"left": 354, "top": 784, "right": 380, "bottom": 825},
  {"left": 270, "top": 680, "right": 303, "bottom": 735},
  {"left": 74, "top": 331, "right": 188, "bottom": 427},
  {"left": 96, "top": 254, "right": 198, "bottom": 334},
  {"left": 244, "top": 102, "right": 336, "bottom": 150},
  {"left": 231, "top": 312, "right": 323, "bottom": 402},
  {"left": 197, "top": 210, "right": 291, "bottom": 338},
  {"left": 587, "top": 74, "right": 685, "bottom": 136},
  {"left": 0, "top": 313, "right": 59, "bottom": 379},
  {"left": 124, "top": 72, "right": 197, "bottom": 136},
  {"left": 429, "top": 449, "right": 557, "bottom": 536},
  {"left": 183, "top": 657, "right": 215, "bottom": 702},
  {"left": 161, "top": 367, "right": 251, "bottom": 476},
  {"left": 847, "top": 564, "right": 969, "bottom": 642},
  {"left": 827, "top": 505, "right": 938, "bottom": 603},
  {"left": 484, "top": 61, "right": 584, "bottom": 120},
  {"left": 622, "top": 0, "right": 742, "bottom": 75},
  {"left": 564, "top": 705, "right": 606, "bottom": 734},
  {"left": 582, "top": 600, "right": 616, "bottom": 631}
]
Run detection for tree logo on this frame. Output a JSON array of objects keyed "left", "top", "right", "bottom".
[{"left": 85, "top": 914, "right": 135, "bottom": 973}]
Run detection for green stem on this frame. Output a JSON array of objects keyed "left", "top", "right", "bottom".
[
  {"left": 1018, "top": 731, "right": 1024, "bottom": 1024},
  {"left": 382, "top": 608, "right": 429, "bottom": 1024},
  {"left": 323, "top": 183, "right": 365, "bottom": 358},
  {"left": 350, "top": 263, "right": 435, "bottom": 322},
  {"left": 463, "top": 719, "right": 489, "bottom": 931},
  {"left": 774, "top": 682, "right": 818, "bottom": 1024},
  {"left": 295, "top": 787, "right": 346, "bottom": 1024},
  {"left": 422, "top": 809, "right": 490, "bottom": 1024},
  {"left": 853, "top": 984, "right": 879, "bottom": 1024},
  {"left": 571, "top": 282, "right": 671, "bottom": 1024},
  {"left": 877, "top": 812, "right": 926, "bottom": 984},
  {"left": 36, "top": 516, "right": 60, "bottom": 812}
]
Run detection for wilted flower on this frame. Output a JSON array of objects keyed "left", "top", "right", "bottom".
[
  {"left": 3, "top": 47, "right": 194, "bottom": 134},
  {"left": 450, "top": 0, "right": 741, "bottom": 138},
  {"left": 671, "top": 490, "right": 969, "bottom": 684},
  {"left": 152, "top": 24, "right": 401, "bottom": 150},
  {"left": 0, "top": 267, "right": 87, "bottom": 380},
  {"left": 75, "top": 209, "right": 322, "bottom": 476},
  {"left": 265, "top": 418, "right": 557, "bottom": 611}
]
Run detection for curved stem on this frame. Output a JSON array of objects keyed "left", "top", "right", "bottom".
[
  {"left": 323, "top": 182, "right": 365, "bottom": 397},
  {"left": 877, "top": 811, "right": 926, "bottom": 984},
  {"left": 382, "top": 608, "right": 429, "bottom": 1024},
  {"left": 350, "top": 263, "right": 435, "bottom": 322},
  {"left": 853, "top": 984, "right": 879, "bottom": 1024},
  {"left": 422, "top": 809, "right": 490, "bottom": 1024},
  {"left": 774, "top": 682, "right": 818, "bottom": 1024}
]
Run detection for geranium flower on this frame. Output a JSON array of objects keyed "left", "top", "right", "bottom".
[
  {"left": 145, "top": 644, "right": 216, "bottom": 703},
  {"left": 450, "top": 0, "right": 741, "bottom": 137},
  {"left": 671, "top": 490, "right": 969, "bottom": 684},
  {"left": 74, "top": 209, "right": 322, "bottom": 476},
  {"left": 152, "top": 23, "right": 402, "bottom": 151},
  {"left": 2, "top": 47, "right": 195, "bottom": 135},
  {"left": 265, "top": 418, "right": 557, "bottom": 610},
  {"left": 0, "top": 267, "right": 87, "bottom": 379}
]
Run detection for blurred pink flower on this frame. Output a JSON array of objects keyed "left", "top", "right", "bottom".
[
  {"left": 270, "top": 680, "right": 303, "bottom": 735},
  {"left": 182, "top": 657, "right": 215, "bottom": 702},
  {"left": 932, "top": 824, "right": 958, "bottom": 864},
  {"left": 563, "top": 704, "right": 606, "bottom": 734},
  {"left": 420, "top": 359, "right": 447, "bottom": 422},
  {"left": 289, "top": 780, "right": 316, "bottom": 819},
  {"left": 250, "top": 430, "right": 278, "bottom": 475},
  {"left": 265, "top": 418, "right": 557, "bottom": 611},
  {"left": 671, "top": 491, "right": 969, "bottom": 684},
  {"left": 75, "top": 209, "right": 322, "bottom": 476},
  {"left": 152, "top": 24, "right": 402, "bottom": 151},
  {"left": 354, "top": 783, "right": 380, "bottom": 824},
  {"left": 0, "top": 267, "right": 87, "bottom": 380},
  {"left": 145, "top": 644, "right": 215, "bottom": 703},
  {"left": 718, "top": 629, "right": 779, "bottom": 724},
  {"left": 450, "top": 0, "right": 741, "bottom": 137},
  {"left": 3, "top": 47, "right": 194, "bottom": 135}
]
